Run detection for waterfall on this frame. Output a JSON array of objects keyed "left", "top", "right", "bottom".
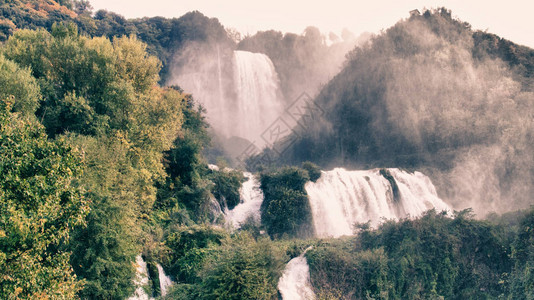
[
  {"left": 306, "top": 168, "right": 450, "bottom": 238},
  {"left": 128, "top": 255, "right": 152, "bottom": 300},
  {"left": 157, "top": 264, "right": 173, "bottom": 297},
  {"left": 233, "top": 50, "right": 285, "bottom": 142},
  {"left": 169, "top": 48, "right": 284, "bottom": 147},
  {"left": 224, "top": 172, "right": 263, "bottom": 228},
  {"left": 278, "top": 247, "right": 315, "bottom": 300},
  {"left": 127, "top": 257, "right": 173, "bottom": 299}
]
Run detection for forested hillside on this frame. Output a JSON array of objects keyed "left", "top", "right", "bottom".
[
  {"left": 0, "top": 2, "right": 533, "bottom": 299},
  {"left": 307, "top": 209, "right": 534, "bottom": 299},
  {"left": 1, "top": 0, "right": 234, "bottom": 82},
  {"left": 0, "top": 21, "right": 185, "bottom": 297},
  {"left": 273, "top": 8, "right": 534, "bottom": 214}
]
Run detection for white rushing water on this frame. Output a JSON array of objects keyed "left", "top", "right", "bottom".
[
  {"left": 224, "top": 172, "right": 264, "bottom": 228},
  {"left": 306, "top": 168, "right": 451, "bottom": 238},
  {"left": 127, "top": 257, "right": 173, "bottom": 299},
  {"left": 128, "top": 255, "right": 152, "bottom": 300},
  {"left": 233, "top": 50, "right": 285, "bottom": 142},
  {"left": 169, "top": 48, "right": 284, "bottom": 143},
  {"left": 157, "top": 264, "right": 173, "bottom": 297},
  {"left": 278, "top": 247, "right": 315, "bottom": 300}
]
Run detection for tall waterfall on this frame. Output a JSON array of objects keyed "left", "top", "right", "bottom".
[
  {"left": 306, "top": 168, "right": 451, "bottom": 238},
  {"left": 278, "top": 247, "right": 315, "bottom": 300},
  {"left": 224, "top": 172, "right": 263, "bottom": 228},
  {"left": 233, "top": 50, "right": 285, "bottom": 142},
  {"left": 169, "top": 48, "right": 284, "bottom": 147}
]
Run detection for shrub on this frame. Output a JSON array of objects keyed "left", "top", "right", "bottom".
[
  {"left": 301, "top": 161, "right": 322, "bottom": 182},
  {"left": 164, "top": 225, "right": 227, "bottom": 283},
  {"left": 260, "top": 167, "right": 314, "bottom": 238},
  {"left": 199, "top": 232, "right": 287, "bottom": 300},
  {"left": 210, "top": 168, "right": 245, "bottom": 210},
  {"left": 306, "top": 210, "right": 518, "bottom": 299}
]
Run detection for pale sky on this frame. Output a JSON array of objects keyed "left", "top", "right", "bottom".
[{"left": 88, "top": 0, "right": 534, "bottom": 48}]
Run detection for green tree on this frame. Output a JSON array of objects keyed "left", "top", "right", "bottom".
[
  {"left": 164, "top": 225, "right": 226, "bottom": 283},
  {"left": 210, "top": 168, "right": 245, "bottom": 210},
  {"left": 0, "top": 99, "right": 87, "bottom": 298},
  {"left": 260, "top": 166, "right": 314, "bottom": 238},
  {"left": 509, "top": 208, "right": 534, "bottom": 299},
  {"left": 67, "top": 135, "right": 141, "bottom": 300},
  {"left": 2, "top": 25, "right": 186, "bottom": 298},
  {"left": 199, "top": 233, "right": 286, "bottom": 300},
  {"left": 2, "top": 24, "right": 163, "bottom": 137},
  {"left": 0, "top": 55, "right": 41, "bottom": 116},
  {"left": 155, "top": 95, "right": 213, "bottom": 221}
]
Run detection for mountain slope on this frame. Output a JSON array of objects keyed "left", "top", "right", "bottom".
[
  {"left": 278, "top": 8, "right": 534, "bottom": 214},
  {"left": 0, "top": 1, "right": 234, "bottom": 82},
  {"left": 0, "top": 0, "right": 77, "bottom": 40}
]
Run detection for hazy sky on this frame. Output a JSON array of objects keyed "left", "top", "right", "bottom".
[{"left": 88, "top": 0, "right": 534, "bottom": 48}]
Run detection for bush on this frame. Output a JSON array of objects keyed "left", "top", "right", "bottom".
[
  {"left": 509, "top": 207, "right": 534, "bottom": 299},
  {"left": 306, "top": 210, "right": 519, "bottom": 299},
  {"left": 0, "top": 55, "right": 41, "bottom": 116},
  {"left": 199, "top": 232, "right": 287, "bottom": 300},
  {"left": 260, "top": 166, "right": 314, "bottom": 238},
  {"left": 164, "top": 225, "right": 227, "bottom": 283},
  {"left": 0, "top": 100, "right": 87, "bottom": 298},
  {"left": 210, "top": 168, "right": 245, "bottom": 210},
  {"left": 301, "top": 161, "right": 322, "bottom": 182},
  {"left": 307, "top": 244, "right": 391, "bottom": 300}
]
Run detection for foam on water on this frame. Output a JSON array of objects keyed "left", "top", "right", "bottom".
[{"left": 306, "top": 168, "right": 450, "bottom": 237}]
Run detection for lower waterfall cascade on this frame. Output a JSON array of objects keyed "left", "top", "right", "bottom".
[
  {"left": 278, "top": 247, "right": 315, "bottom": 300},
  {"left": 224, "top": 172, "right": 264, "bottom": 228},
  {"left": 223, "top": 167, "right": 451, "bottom": 236},
  {"left": 128, "top": 256, "right": 173, "bottom": 299},
  {"left": 305, "top": 168, "right": 451, "bottom": 237}
]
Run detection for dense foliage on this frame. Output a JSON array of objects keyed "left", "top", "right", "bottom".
[
  {"left": 0, "top": 0, "right": 234, "bottom": 83},
  {"left": 0, "top": 0, "right": 77, "bottom": 41},
  {"left": 271, "top": 8, "right": 534, "bottom": 214},
  {"left": 260, "top": 165, "right": 315, "bottom": 238},
  {"left": 165, "top": 232, "right": 303, "bottom": 300},
  {"left": 0, "top": 21, "right": 205, "bottom": 298},
  {"left": 0, "top": 55, "right": 41, "bottom": 116},
  {"left": 301, "top": 161, "right": 322, "bottom": 182},
  {"left": 307, "top": 208, "right": 534, "bottom": 299},
  {"left": 0, "top": 99, "right": 87, "bottom": 298},
  {"left": 1, "top": 3, "right": 533, "bottom": 300},
  {"left": 210, "top": 168, "right": 245, "bottom": 210},
  {"left": 163, "top": 225, "right": 226, "bottom": 284}
]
